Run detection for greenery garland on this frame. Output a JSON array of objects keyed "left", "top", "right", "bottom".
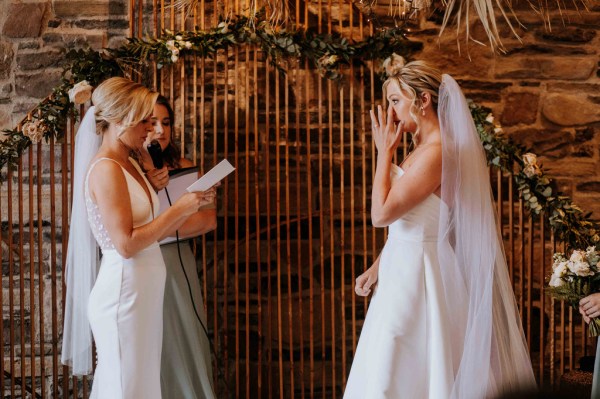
[
  {"left": 0, "top": 13, "right": 597, "bottom": 252},
  {"left": 470, "top": 102, "right": 599, "bottom": 249},
  {"left": 112, "top": 15, "right": 420, "bottom": 79},
  {"left": 1, "top": 14, "right": 418, "bottom": 171}
]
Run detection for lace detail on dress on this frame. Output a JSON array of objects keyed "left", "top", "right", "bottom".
[
  {"left": 85, "top": 159, "right": 116, "bottom": 251},
  {"left": 84, "top": 157, "right": 159, "bottom": 252}
]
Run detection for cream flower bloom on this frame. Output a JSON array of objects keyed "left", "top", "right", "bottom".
[
  {"left": 522, "top": 153, "right": 538, "bottom": 167},
  {"left": 549, "top": 273, "right": 564, "bottom": 287},
  {"left": 553, "top": 261, "right": 568, "bottom": 276},
  {"left": 570, "top": 250, "right": 586, "bottom": 263},
  {"left": 567, "top": 259, "right": 594, "bottom": 277},
  {"left": 68, "top": 80, "right": 93, "bottom": 104},
  {"left": 22, "top": 120, "right": 45, "bottom": 143},
  {"left": 522, "top": 153, "right": 542, "bottom": 178}
]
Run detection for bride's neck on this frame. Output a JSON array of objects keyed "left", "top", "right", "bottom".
[
  {"left": 100, "top": 138, "right": 134, "bottom": 164},
  {"left": 414, "top": 115, "right": 441, "bottom": 147}
]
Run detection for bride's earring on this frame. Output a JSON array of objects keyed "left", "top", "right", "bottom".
[{"left": 421, "top": 106, "right": 425, "bottom": 116}]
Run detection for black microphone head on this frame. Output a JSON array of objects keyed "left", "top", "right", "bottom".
[{"left": 147, "top": 139, "right": 164, "bottom": 169}]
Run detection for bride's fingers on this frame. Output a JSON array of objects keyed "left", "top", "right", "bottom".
[
  {"left": 393, "top": 121, "right": 404, "bottom": 146},
  {"left": 395, "top": 120, "right": 404, "bottom": 135},
  {"left": 354, "top": 284, "right": 365, "bottom": 296},
  {"left": 370, "top": 110, "right": 378, "bottom": 131},
  {"left": 386, "top": 106, "right": 394, "bottom": 131},
  {"left": 377, "top": 105, "right": 385, "bottom": 130}
]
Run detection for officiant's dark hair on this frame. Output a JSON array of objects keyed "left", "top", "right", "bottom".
[{"left": 155, "top": 95, "right": 182, "bottom": 169}]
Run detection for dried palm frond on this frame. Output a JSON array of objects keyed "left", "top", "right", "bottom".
[
  {"left": 171, "top": 0, "right": 200, "bottom": 18},
  {"left": 382, "top": 0, "right": 589, "bottom": 52},
  {"left": 439, "top": 0, "right": 523, "bottom": 52},
  {"left": 172, "top": 0, "right": 290, "bottom": 27}
]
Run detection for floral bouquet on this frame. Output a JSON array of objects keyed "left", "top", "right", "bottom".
[{"left": 547, "top": 246, "right": 600, "bottom": 336}]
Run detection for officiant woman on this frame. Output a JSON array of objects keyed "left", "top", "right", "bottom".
[{"left": 141, "top": 94, "right": 217, "bottom": 399}]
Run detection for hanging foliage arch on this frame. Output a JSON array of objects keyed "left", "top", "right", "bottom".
[{"left": 1, "top": 13, "right": 597, "bottom": 255}]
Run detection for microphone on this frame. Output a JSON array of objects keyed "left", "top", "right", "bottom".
[{"left": 147, "top": 139, "right": 164, "bottom": 169}]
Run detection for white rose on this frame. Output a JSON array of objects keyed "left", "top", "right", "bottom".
[
  {"left": 171, "top": 54, "right": 179, "bottom": 63},
  {"left": 166, "top": 40, "right": 175, "bottom": 48},
  {"left": 22, "top": 120, "right": 45, "bottom": 143},
  {"left": 485, "top": 114, "right": 494, "bottom": 123},
  {"left": 521, "top": 153, "right": 542, "bottom": 177},
  {"left": 523, "top": 165, "right": 538, "bottom": 178},
  {"left": 68, "top": 80, "right": 93, "bottom": 104},
  {"left": 318, "top": 54, "right": 339, "bottom": 68},
  {"left": 570, "top": 250, "right": 586, "bottom": 263},
  {"left": 184, "top": 41, "right": 192, "bottom": 49},
  {"left": 522, "top": 153, "right": 538, "bottom": 167},
  {"left": 567, "top": 260, "right": 594, "bottom": 277},
  {"left": 549, "top": 273, "right": 564, "bottom": 287},
  {"left": 553, "top": 261, "right": 568, "bottom": 276},
  {"left": 175, "top": 35, "right": 183, "bottom": 40}
]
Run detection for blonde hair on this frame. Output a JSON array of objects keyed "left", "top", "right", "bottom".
[
  {"left": 92, "top": 77, "right": 158, "bottom": 136},
  {"left": 382, "top": 54, "right": 442, "bottom": 142}
]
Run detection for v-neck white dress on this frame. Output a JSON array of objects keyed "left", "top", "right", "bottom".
[{"left": 85, "top": 157, "right": 166, "bottom": 399}]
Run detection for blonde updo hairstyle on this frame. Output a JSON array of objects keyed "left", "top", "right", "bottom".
[
  {"left": 92, "top": 77, "right": 158, "bottom": 136},
  {"left": 382, "top": 54, "right": 442, "bottom": 143}
]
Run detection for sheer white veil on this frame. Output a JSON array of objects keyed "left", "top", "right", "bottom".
[
  {"left": 61, "top": 106, "right": 101, "bottom": 375},
  {"left": 437, "top": 75, "right": 537, "bottom": 398}
]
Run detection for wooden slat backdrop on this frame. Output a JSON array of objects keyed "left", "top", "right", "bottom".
[{"left": 0, "top": 0, "right": 593, "bottom": 397}]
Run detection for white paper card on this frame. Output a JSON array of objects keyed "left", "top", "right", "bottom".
[
  {"left": 157, "top": 168, "right": 199, "bottom": 244},
  {"left": 186, "top": 159, "right": 235, "bottom": 192},
  {"left": 157, "top": 168, "right": 199, "bottom": 217}
]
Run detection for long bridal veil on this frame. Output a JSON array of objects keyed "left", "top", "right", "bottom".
[
  {"left": 437, "top": 75, "right": 537, "bottom": 398},
  {"left": 61, "top": 106, "right": 101, "bottom": 375}
]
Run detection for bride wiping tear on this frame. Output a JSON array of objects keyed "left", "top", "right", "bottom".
[{"left": 344, "top": 55, "right": 537, "bottom": 399}]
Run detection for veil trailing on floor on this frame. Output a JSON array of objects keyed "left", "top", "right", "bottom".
[
  {"left": 61, "top": 106, "right": 101, "bottom": 376},
  {"left": 436, "top": 75, "right": 537, "bottom": 398}
]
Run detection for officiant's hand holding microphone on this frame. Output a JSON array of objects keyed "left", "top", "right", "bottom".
[
  {"left": 145, "top": 167, "right": 170, "bottom": 191},
  {"left": 144, "top": 139, "right": 170, "bottom": 191}
]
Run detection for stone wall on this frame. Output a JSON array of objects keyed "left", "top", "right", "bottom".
[
  {"left": 0, "top": 0, "right": 129, "bottom": 131},
  {"left": 412, "top": 3, "right": 600, "bottom": 218}
]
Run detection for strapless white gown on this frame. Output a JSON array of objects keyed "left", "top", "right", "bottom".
[
  {"left": 85, "top": 158, "right": 166, "bottom": 399},
  {"left": 344, "top": 164, "right": 466, "bottom": 399}
]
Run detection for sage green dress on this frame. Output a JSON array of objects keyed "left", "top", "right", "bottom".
[{"left": 160, "top": 240, "right": 216, "bottom": 399}]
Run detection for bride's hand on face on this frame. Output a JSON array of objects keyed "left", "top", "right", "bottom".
[
  {"left": 355, "top": 263, "right": 379, "bottom": 297},
  {"left": 370, "top": 104, "right": 404, "bottom": 157}
]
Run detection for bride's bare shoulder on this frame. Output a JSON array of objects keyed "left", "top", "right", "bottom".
[{"left": 88, "top": 157, "right": 127, "bottom": 190}]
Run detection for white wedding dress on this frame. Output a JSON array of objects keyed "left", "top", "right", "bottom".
[
  {"left": 344, "top": 164, "right": 467, "bottom": 399},
  {"left": 85, "top": 158, "right": 166, "bottom": 399}
]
